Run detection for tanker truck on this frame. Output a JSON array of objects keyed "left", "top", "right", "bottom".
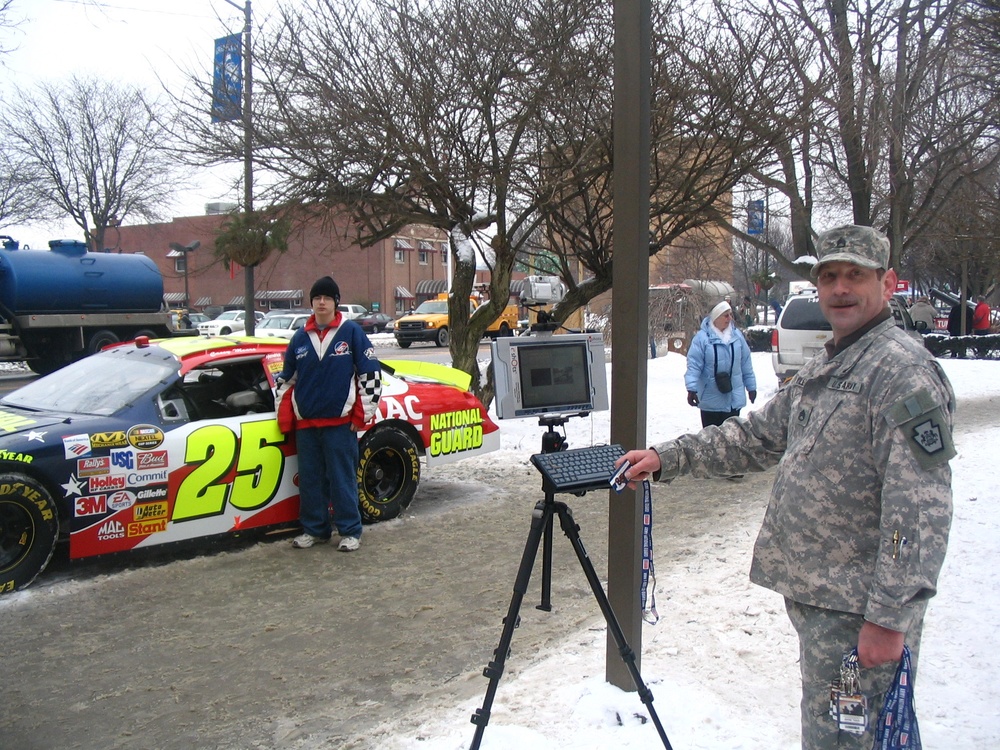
[{"left": 0, "top": 236, "right": 173, "bottom": 374}]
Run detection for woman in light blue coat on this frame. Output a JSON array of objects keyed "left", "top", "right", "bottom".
[{"left": 685, "top": 300, "right": 757, "bottom": 428}]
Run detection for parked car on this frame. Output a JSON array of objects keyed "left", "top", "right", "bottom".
[
  {"left": 355, "top": 311, "right": 395, "bottom": 334},
  {"left": 255, "top": 311, "right": 311, "bottom": 340},
  {"left": 770, "top": 287, "right": 917, "bottom": 381},
  {"left": 338, "top": 304, "right": 368, "bottom": 320},
  {"left": 196, "top": 309, "right": 265, "bottom": 336},
  {"left": 0, "top": 336, "right": 501, "bottom": 593}
]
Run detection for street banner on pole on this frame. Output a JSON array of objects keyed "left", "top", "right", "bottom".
[{"left": 212, "top": 33, "right": 243, "bottom": 123}]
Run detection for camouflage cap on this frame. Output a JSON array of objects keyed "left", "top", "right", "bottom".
[{"left": 811, "top": 225, "right": 890, "bottom": 278}]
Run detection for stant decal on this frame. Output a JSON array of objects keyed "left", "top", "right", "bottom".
[
  {"left": 128, "top": 518, "right": 167, "bottom": 537},
  {"left": 128, "top": 425, "right": 165, "bottom": 450}
]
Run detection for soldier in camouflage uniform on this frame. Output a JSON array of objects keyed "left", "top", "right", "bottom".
[{"left": 618, "top": 225, "right": 955, "bottom": 749}]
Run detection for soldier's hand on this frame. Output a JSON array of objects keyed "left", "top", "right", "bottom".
[
  {"left": 615, "top": 449, "right": 662, "bottom": 489},
  {"left": 857, "top": 620, "right": 905, "bottom": 668}
]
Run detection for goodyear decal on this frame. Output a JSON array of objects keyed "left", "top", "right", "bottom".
[
  {"left": 428, "top": 408, "right": 484, "bottom": 458},
  {"left": 0, "top": 410, "right": 36, "bottom": 433},
  {"left": 0, "top": 449, "right": 33, "bottom": 464}
]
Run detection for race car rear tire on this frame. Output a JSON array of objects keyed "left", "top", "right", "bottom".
[
  {"left": 357, "top": 426, "right": 420, "bottom": 523},
  {"left": 87, "top": 329, "right": 120, "bottom": 354},
  {"left": 0, "top": 473, "right": 59, "bottom": 595}
]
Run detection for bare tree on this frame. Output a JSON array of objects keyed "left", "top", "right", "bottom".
[
  {"left": 0, "top": 76, "right": 180, "bottom": 251},
  {"left": 707, "top": 0, "right": 1000, "bottom": 283}
]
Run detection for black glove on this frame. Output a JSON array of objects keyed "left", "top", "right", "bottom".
[
  {"left": 748, "top": 390, "right": 757, "bottom": 403},
  {"left": 687, "top": 391, "right": 699, "bottom": 407}
]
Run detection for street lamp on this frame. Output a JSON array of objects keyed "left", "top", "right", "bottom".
[{"left": 169, "top": 240, "right": 201, "bottom": 310}]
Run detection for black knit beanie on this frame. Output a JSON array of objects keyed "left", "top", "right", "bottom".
[{"left": 309, "top": 276, "right": 340, "bottom": 303}]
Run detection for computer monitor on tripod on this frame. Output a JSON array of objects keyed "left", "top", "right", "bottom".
[{"left": 491, "top": 332, "right": 609, "bottom": 420}]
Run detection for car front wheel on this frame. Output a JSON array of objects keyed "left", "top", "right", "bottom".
[
  {"left": 0, "top": 473, "right": 59, "bottom": 595},
  {"left": 357, "top": 426, "right": 421, "bottom": 523}
]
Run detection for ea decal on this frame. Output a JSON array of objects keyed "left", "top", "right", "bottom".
[
  {"left": 107, "top": 490, "right": 137, "bottom": 511},
  {"left": 128, "top": 425, "right": 165, "bottom": 450}
]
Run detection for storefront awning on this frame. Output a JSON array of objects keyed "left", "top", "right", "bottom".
[
  {"left": 394, "top": 286, "right": 414, "bottom": 299},
  {"left": 163, "top": 292, "right": 185, "bottom": 303},
  {"left": 195, "top": 296, "right": 213, "bottom": 307},
  {"left": 257, "top": 290, "right": 304, "bottom": 301},
  {"left": 415, "top": 279, "right": 448, "bottom": 296}
]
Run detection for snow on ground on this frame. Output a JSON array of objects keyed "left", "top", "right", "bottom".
[{"left": 380, "top": 351, "right": 1000, "bottom": 749}]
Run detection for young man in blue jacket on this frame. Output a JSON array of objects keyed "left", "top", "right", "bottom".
[{"left": 278, "top": 276, "right": 382, "bottom": 551}]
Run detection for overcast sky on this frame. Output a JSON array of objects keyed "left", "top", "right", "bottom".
[{"left": 2, "top": 0, "right": 284, "bottom": 248}]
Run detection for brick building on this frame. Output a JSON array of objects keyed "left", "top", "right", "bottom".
[{"left": 113, "top": 208, "right": 459, "bottom": 317}]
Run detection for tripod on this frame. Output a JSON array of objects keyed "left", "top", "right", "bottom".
[{"left": 468, "top": 418, "right": 672, "bottom": 750}]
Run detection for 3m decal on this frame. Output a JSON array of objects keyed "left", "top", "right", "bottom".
[
  {"left": 75, "top": 495, "right": 107, "bottom": 517},
  {"left": 173, "top": 420, "right": 287, "bottom": 522}
]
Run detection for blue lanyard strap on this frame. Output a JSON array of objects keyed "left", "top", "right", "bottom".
[
  {"left": 873, "top": 645, "right": 921, "bottom": 749},
  {"left": 640, "top": 479, "right": 658, "bottom": 625}
]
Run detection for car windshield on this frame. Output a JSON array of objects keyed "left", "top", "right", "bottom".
[
  {"left": 780, "top": 297, "right": 832, "bottom": 331},
  {"left": 217, "top": 310, "right": 242, "bottom": 321},
  {"left": 2, "top": 353, "right": 176, "bottom": 416},
  {"left": 260, "top": 316, "right": 293, "bottom": 329},
  {"left": 414, "top": 301, "right": 448, "bottom": 314}
]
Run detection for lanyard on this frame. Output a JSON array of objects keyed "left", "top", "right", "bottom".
[
  {"left": 640, "top": 479, "right": 658, "bottom": 625},
  {"left": 872, "top": 645, "right": 921, "bottom": 749}
]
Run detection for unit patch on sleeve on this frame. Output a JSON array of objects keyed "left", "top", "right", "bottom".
[{"left": 885, "top": 387, "right": 956, "bottom": 469}]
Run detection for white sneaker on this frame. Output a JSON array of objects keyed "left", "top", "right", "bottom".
[
  {"left": 292, "top": 533, "right": 327, "bottom": 549},
  {"left": 337, "top": 536, "right": 361, "bottom": 552}
]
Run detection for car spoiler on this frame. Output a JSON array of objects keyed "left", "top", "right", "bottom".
[{"left": 379, "top": 359, "right": 472, "bottom": 391}]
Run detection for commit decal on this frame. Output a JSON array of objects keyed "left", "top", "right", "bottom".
[{"left": 428, "top": 409, "right": 484, "bottom": 457}]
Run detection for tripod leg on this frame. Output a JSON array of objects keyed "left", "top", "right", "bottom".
[
  {"left": 469, "top": 499, "right": 554, "bottom": 750},
  {"left": 538, "top": 498, "right": 554, "bottom": 611},
  {"left": 553, "top": 502, "right": 674, "bottom": 750}
]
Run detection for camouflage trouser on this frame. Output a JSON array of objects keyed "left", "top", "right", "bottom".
[{"left": 784, "top": 598, "right": 926, "bottom": 750}]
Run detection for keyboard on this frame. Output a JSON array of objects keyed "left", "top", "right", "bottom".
[{"left": 530, "top": 444, "right": 626, "bottom": 494}]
